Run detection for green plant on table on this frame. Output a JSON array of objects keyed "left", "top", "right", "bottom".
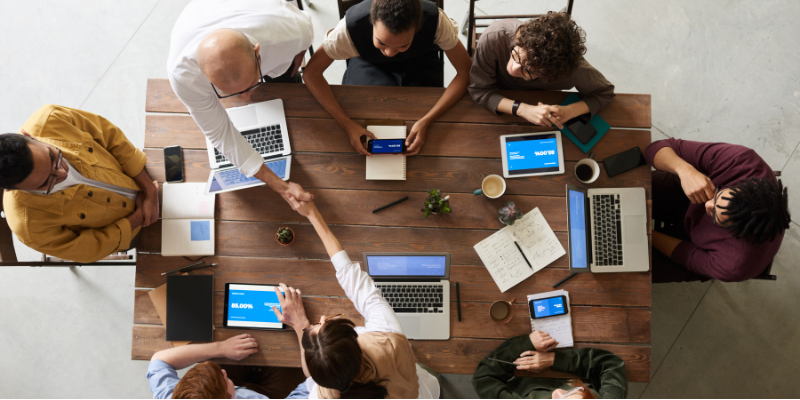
[
  {"left": 421, "top": 189, "right": 451, "bottom": 217},
  {"left": 276, "top": 227, "right": 294, "bottom": 244},
  {"left": 499, "top": 201, "right": 523, "bottom": 225}
]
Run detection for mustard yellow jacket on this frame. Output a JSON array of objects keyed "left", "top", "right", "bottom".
[{"left": 3, "top": 105, "right": 146, "bottom": 263}]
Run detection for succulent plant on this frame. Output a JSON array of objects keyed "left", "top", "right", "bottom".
[
  {"left": 499, "top": 201, "right": 523, "bottom": 225},
  {"left": 276, "top": 227, "right": 294, "bottom": 244},
  {"left": 421, "top": 189, "right": 452, "bottom": 217}
]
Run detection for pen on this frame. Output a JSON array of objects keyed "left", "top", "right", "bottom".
[
  {"left": 456, "top": 281, "right": 462, "bottom": 322},
  {"left": 487, "top": 357, "right": 521, "bottom": 366},
  {"left": 183, "top": 263, "right": 217, "bottom": 273},
  {"left": 514, "top": 241, "right": 533, "bottom": 270},
  {"left": 161, "top": 261, "right": 203, "bottom": 275},
  {"left": 372, "top": 196, "right": 409, "bottom": 213},
  {"left": 553, "top": 273, "right": 577, "bottom": 288}
]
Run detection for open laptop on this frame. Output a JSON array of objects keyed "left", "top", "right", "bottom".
[
  {"left": 565, "top": 184, "right": 649, "bottom": 273},
  {"left": 363, "top": 253, "right": 451, "bottom": 340}
]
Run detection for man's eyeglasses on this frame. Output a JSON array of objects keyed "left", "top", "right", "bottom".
[
  {"left": 712, "top": 186, "right": 729, "bottom": 227},
  {"left": 210, "top": 50, "right": 265, "bottom": 99},
  {"left": 304, "top": 314, "right": 343, "bottom": 332},
  {"left": 558, "top": 386, "right": 585, "bottom": 399},
  {"left": 44, "top": 149, "right": 63, "bottom": 195},
  {"left": 511, "top": 48, "right": 534, "bottom": 81}
]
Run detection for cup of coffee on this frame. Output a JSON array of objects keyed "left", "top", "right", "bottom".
[
  {"left": 474, "top": 174, "right": 506, "bottom": 199},
  {"left": 490, "top": 298, "right": 516, "bottom": 324},
  {"left": 575, "top": 152, "right": 600, "bottom": 184}
]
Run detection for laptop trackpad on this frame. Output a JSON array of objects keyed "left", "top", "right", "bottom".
[
  {"left": 625, "top": 216, "right": 645, "bottom": 243},
  {"left": 228, "top": 107, "right": 259, "bottom": 129},
  {"left": 397, "top": 316, "right": 421, "bottom": 338}
]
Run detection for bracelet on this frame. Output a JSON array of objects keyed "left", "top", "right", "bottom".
[{"left": 511, "top": 101, "right": 521, "bottom": 117}]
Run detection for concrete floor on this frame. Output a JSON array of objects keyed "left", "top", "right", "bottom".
[{"left": 1, "top": 0, "right": 798, "bottom": 397}]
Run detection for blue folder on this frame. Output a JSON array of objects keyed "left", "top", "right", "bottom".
[{"left": 556, "top": 93, "right": 610, "bottom": 154}]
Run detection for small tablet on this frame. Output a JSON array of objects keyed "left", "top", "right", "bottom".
[
  {"left": 500, "top": 131, "right": 565, "bottom": 178},
  {"left": 205, "top": 155, "right": 292, "bottom": 195},
  {"left": 223, "top": 283, "right": 287, "bottom": 330}
]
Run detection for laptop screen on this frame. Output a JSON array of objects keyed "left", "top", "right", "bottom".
[
  {"left": 568, "top": 189, "right": 589, "bottom": 269},
  {"left": 366, "top": 255, "right": 447, "bottom": 278}
]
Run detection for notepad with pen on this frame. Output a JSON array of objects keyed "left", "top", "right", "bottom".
[{"left": 161, "top": 182, "right": 215, "bottom": 256}]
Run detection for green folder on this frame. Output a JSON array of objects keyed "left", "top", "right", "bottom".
[{"left": 556, "top": 93, "right": 610, "bottom": 154}]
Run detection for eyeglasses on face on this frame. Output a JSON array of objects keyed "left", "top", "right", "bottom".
[
  {"left": 558, "top": 386, "right": 585, "bottom": 399},
  {"left": 44, "top": 149, "right": 63, "bottom": 195},
  {"left": 304, "top": 314, "right": 343, "bottom": 332},
  {"left": 210, "top": 49, "right": 265, "bottom": 99},
  {"left": 511, "top": 48, "right": 534, "bottom": 81}
]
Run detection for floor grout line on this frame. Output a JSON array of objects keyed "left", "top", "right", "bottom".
[
  {"left": 779, "top": 140, "right": 800, "bottom": 173},
  {"left": 77, "top": 0, "right": 163, "bottom": 109}
]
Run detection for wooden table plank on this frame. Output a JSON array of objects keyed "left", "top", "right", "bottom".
[
  {"left": 131, "top": 324, "right": 650, "bottom": 382},
  {"left": 145, "top": 79, "right": 651, "bottom": 128},
  {"left": 145, "top": 114, "right": 652, "bottom": 162}
]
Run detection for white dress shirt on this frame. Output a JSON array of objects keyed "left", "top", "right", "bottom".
[
  {"left": 167, "top": 0, "right": 313, "bottom": 177},
  {"left": 304, "top": 251, "right": 440, "bottom": 399}
]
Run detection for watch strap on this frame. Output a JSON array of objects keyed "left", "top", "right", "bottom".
[{"left": 511, "top": 101, "right": 521, "bottom": 117}]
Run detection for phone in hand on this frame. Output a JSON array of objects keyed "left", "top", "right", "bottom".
[
  {"left": 603, "top": 146, "right": 647, "bottom": 177},
  {"left": 367, "top": 139, "right": 406, "bottom": 154},
  {"left": 529, "top": 295, "right": 569, "bottom": 319},
  {"left": 163, "top": 145, "right": 184, "bottom": 183}
]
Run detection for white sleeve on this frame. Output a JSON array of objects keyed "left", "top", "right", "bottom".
[
  {"left": 331, "top": 250, "right": 403, "bottom": 334},
  {"left": 169, "top": 77, "right": 265, "bottom": 177}
]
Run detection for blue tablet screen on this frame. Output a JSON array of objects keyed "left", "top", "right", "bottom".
[
  {"left": 506, "top": 134, "right": 560, "bottom": 175},
  {"left": 226, "top": 284, "right": 283, "bottom": 329}
]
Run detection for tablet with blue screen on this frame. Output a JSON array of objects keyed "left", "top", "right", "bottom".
[
  {"left": 205, "top": 155, "right": 292, "bottom": 195},
  {"left": 500, "top": 132, "right": 565, "bottom": 178},
  {"left": 223, "top": 283, "right": 286, "bottom": 330}
]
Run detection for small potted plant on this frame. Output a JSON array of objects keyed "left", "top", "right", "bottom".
[
  {"left": 498, "top": 201, "right": 523, "bottom": 226},
  {"left": 421, "top": 189, "right": 452, "bottom": 218},
  {"left": 276, "top": 227, "right": 294, "bottom": 246}
]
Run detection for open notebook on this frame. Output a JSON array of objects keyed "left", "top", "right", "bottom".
[
  {"left": 161, "top": 183, "right": 215, "bottom": 256},
  {"left": 366, "top": 125, "right": 407, "bottom": 180},
  {"left": 474, "top": 208, "right": 566, "bottom": 292},
  {"left": 527, "top": 289, "right": 573, "bottom": 348}
]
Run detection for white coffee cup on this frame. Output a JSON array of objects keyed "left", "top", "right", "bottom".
[
  {"left": 474, "top": 174, "right": 506, "bottom": 199},
  {"left": 575, "top": 157, "right": 600, "bottom": 184}
]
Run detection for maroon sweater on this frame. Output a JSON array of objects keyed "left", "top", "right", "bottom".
[{"left": 645, "top": 139, "right": 783, "bottom": 282}]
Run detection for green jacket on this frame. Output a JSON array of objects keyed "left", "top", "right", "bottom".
[{"left": 472, "top": 335, "right": 627, "bottom": 399}]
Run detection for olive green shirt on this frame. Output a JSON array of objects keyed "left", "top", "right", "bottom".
[{"left": 472, "top": 335, "right": 627, "bottom": 399}]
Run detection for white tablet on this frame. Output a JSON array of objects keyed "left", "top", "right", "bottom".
[
  {"left": 205, "top": 155, "right": 292, "bottom": 195},
  {"left": 223, "top": 283, "right": 286, "bottom": 330},
  {"left": 500, "top": 131, "right": 565, "bottom": 178}
]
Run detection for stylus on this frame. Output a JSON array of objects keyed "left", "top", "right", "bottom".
[
  {"left": 514, "top": 241, "right": 533, "bottom": 269},
  {"left": 553, "top": 273, "right": 577, "bottom": 288},
  {"left": 372, "top": 196, "right": 409, "bottom": 213},
  {"left": 161, "top": 261, "right": 203, "bottom": 275}
]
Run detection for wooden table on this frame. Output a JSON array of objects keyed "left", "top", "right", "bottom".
[{"left": 133, "top": 79, "right": 652, "bottom": 382}]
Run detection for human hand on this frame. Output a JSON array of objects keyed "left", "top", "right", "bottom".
[
  {"left": 346, "top": 123, "right": 376, "bottom": 156},
  {"left": 219, "top": 333, "right": 259, "bottom": 360},
  {"left": 678, "top": 167, "right": 716, "bottom": 204},
  {"left": 529, "top": 330, "right": 558, "bottom": 351},
  {"left": 544, "top": 104, "right": 572, "bottom": 129},
  {"left": 405, "top": 119, "right": 430, "bottom": 156},
  {"left": 285, "top": 195, "right": 317, "bottom": 219},
  {"left": 141, "top": 180, "right": 159, "bottom": 227},
  {"left": 272, "top": 283, "right": 310, "bottom": 332},
  {"left": 280, "top": 182, "right": 314, "bottom": 211},
  {"left": 514, "top": 350, "right": 556, "bottom": 372},
  {"left": 517, "top": 103, "right": 563, "bottom": 128}
]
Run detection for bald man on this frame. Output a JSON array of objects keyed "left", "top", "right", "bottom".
[{"left": 168, "top": 0, "right": 314, "bottom": 209}]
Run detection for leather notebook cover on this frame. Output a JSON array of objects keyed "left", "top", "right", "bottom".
[{"left": 166, "top": 275, "right": 213, "bottom": 342}]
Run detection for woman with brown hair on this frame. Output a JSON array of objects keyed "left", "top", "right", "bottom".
[
  {"left": 472, "top": 331, "right": 627, "bottom": 398},
  {"left": 271, "top": 197, "right": 440, "bottom": 399}
]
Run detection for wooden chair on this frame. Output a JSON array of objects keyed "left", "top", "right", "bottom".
[
  {"left": 466, "top": 0, "right": 574, "bottom": 56},
  {"left": 0, "top": 191, "right": 17, "bottom": 263}
]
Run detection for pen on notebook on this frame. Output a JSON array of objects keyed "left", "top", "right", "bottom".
[
  {"left": 161, "top": 261, "right": 203, "bottom": 275},
  {"left": 372, "top": 196, "right": 409, "bottom": 213},
  {"left": 514, "top": 241, "right": 533, "bottom": 270},
  {"left": 456, "top": 281, "right": 462, "bottom": 322}
]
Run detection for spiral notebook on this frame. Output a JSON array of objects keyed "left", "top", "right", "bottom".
[
  {"left": 527, "top": 289, "right": 573, "bottom": 348},
  {"left": 365, "top": 125, "right": 407, "bottom": 180}
]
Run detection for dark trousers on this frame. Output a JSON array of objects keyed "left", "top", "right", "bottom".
[
  {"left": 651, "top": 171, "right": 711, "bottom": 283},
  {"left": 220, "top": 364, "right": 307, "bottom": 399},
  {"left": 342, "top": 54, "right": 444, "bottom": 87}
]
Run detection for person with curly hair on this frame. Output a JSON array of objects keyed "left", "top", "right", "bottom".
[
  {"left": 468, "top": 12, "right": 615, "bottom": 127},
  {"left": 646, "top": 138, "right": 791, "bottom": 282}
]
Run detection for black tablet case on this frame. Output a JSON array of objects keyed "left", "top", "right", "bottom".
[{"left": 166, "top": 275, "right": 213, "bottom": 342}]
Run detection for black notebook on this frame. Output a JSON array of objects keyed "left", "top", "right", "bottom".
[{"left": 166, "top": 275, "right": 214, "bottom": 342}]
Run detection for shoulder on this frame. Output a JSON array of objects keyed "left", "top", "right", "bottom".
[{"left": 147, "top": 359, "right": 180, "bottom": 399}]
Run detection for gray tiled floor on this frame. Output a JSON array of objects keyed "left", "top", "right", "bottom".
[{"left": 1, "top": 0, "right": 798, "bottom": 398}]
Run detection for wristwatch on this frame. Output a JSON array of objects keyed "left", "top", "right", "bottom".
[{"left": 511, "top": 101, "right": 521, "bottom": 117}]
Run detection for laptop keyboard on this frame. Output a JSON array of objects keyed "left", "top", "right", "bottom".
[
  {"left": 376, "top": 284, "right": 445, "bottom": 314},
  {"left": 214, "top": 125, "right": 284, "bottom": 164},
  {"left": 591, "top": 194, "right": 624, "bottom": 266}
]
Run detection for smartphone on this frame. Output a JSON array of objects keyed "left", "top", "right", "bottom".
[
  {"left": 367, "top": 139, "right": 406, "bottom": 154},
  {"left": 529, "top": 295, "right": 569, "bottom": 319},
  {"left": 603, "top": 146, "right": 646, "bottom": 177},
  {"left": 163, "top": 145, "right": 184, "bottom": 183},
  {"left": 564, "top": 114, "right": 597, "bottom": 145}
]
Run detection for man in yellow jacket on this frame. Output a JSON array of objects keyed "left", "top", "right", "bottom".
[{"left": 0, "top": 105, "right": 159, "bottom": 263}]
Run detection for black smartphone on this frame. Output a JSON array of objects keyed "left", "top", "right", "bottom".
[
  {"left": 603, "top": 146, "right": 647, "bottom": 177},
  {"left": 163, "top": 145, "right": 184, "bottom": 183},
  {"left": 564, "top": 114, "right": 597, "bottom": 144},
  {"left": 529, "top": 295, "right": 569, "bottom": 319},
  {"left": 367, "top": 139, "right": 406, "bottom": 154}
]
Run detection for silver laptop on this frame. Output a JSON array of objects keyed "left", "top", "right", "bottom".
[
  {"left": 363, "top": 253, "right": 451, "bottom": 340},
  {"left": 206, "top": 99, "right": 292, "bottom": 169},
  {"left": 565, "top": 184, "right": 649, "bottom": 273}
]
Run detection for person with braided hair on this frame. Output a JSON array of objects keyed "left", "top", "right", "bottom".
[{"left": 645, "top": 138, "right": 791, "bottom": 283}]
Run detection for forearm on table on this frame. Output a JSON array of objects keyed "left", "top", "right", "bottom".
[
  {"left": 652, "top": 147, "right": 694, "bottom": 176},
  {"left": 303, "top": 55, "right": 356, "bottom": 130},
  {"left": 132, "top": 167, "right": 156, "bottom": 194},
  {"left": 255, "top": 163, "right": 287, "bottom": 191},
  {"left": 652, "top": 231, "right": 683, "bottom": 258},
  {"left": 563, "top": 101, "right": 590, "bottom": 119},
  {"left": 151, "top": 341, "right": 223, "bottom": 370},
  {"left": 419, "top": 52, "right": 470, "bottom": 123},
  {"left": 307, "top": 208, "right": 343, "bottom": 258}
]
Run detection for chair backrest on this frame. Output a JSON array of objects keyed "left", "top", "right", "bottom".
[
  {"left": 753, "top": 261, "right": 777, "bottom": 281},
  {"left": 0, "top": 191, "right": 18, "bottom": 262},
  {"left": 337, "top": 0, "right": 444, "bottom": 20},
  {"left": 466, "top": 0, "right": 574, "bottom": 57}
]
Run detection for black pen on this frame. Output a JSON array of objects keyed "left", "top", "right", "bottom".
[
  {"left": 183, "top": 263, "right": 218, "bottom": 273},
  {"left": 514, "top": 241, "right": 533, "bottom": 270},
  {"left": 161, "top": 261, "right": 203, "bottom": 275},
  {"left": 456, "top": 281, "right": 462, "bottom": 322},
  {"left": 553, "top": 273, "right": 577, "bottom": 288},
  {"left": 372, "top": 196, "right": 409, "bottom": 213}
]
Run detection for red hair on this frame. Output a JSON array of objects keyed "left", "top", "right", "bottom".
[{"left": 172, "top": 361, "right": 229, "bottom": 399}]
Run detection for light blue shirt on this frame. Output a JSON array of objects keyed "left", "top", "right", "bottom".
[{"left": 147, "top": 359, "right": 309, "bottom": 399}]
